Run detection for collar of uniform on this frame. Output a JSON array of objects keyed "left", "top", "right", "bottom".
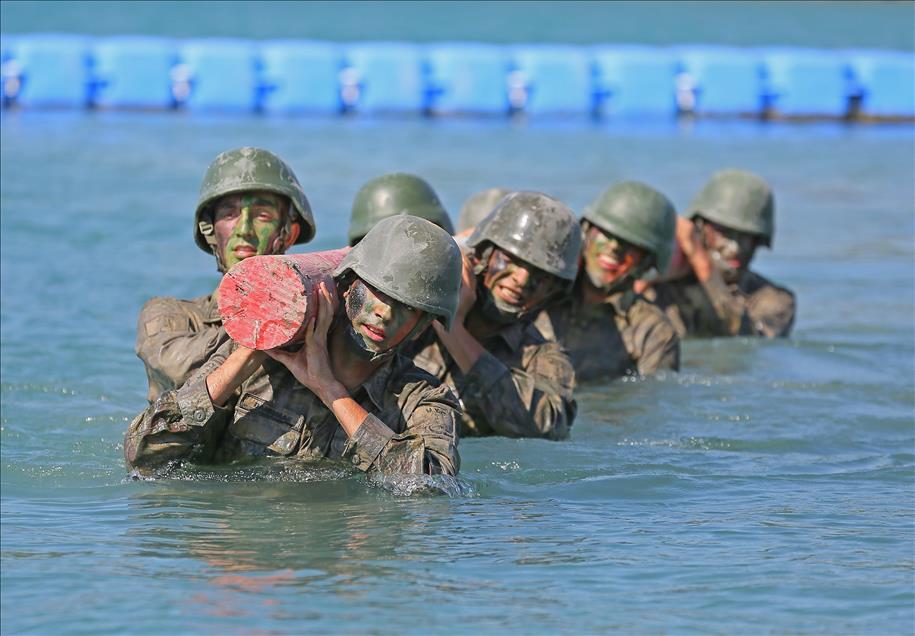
[
  {"left": 572, "top": 288, "right": 635, "bottom": 317},
  {"left": 492, "top": 319, "right": 528, "bottom": 350},
  {"left": 358, "top": 354, "right": 403, "bottom": 411}
]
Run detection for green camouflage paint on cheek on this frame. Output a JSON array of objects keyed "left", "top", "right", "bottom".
[{"left": 223, "top": 195, "right": 285, "bottom": 269}]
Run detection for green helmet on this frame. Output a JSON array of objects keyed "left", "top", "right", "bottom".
[
  {"left": 582, "top": 180, "right": 677, "bottom": 273},
  {"left": 348, "top": 173, "right": 454, "bottom": 245},
  {"left": 194, "top": 147, "right": 316, "bottom": 253},
  {"left": 334, "top": 215, "right": 463, "bottom": 330},
  {"left": 457, "top": 187, "right": 512, "bottom": 232},
  {"left": 686, "top": 169, "right": 775, "bottom": 247},
  {"left": 466, "top": 191, "right": 582, "bottom": 282}
]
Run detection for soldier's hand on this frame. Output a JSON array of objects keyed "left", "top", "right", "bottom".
[
  {"left": 266, "top": 281, "right": 339, "bottom": 398},
  {"left": 671, "top": 217, "right": 712, "bottom": 281}
]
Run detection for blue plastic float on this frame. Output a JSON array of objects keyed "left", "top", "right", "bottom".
[
  {"left": 92, "top": 36, "right": 176, "bottom": 109},
  {"left": 259, "top": 40, "right": 342, "bottom": 114},
  {"left": 178, "top": 38, "right": 259, "bottom": 112},
  {"left": 1, "top": 33, "right": 912, "bottom": 121},
  {"left": 426, "top": 42, "right": 509, "bottom": 115},
  {"left": 341, "top": 42, "right": 425, "bottom": 113}
]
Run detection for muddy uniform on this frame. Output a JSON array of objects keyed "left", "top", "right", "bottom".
[
  {"left": 535, "top": 289, "right": 679, "bottom": 383},
  {"left": 649, "top": 270, "right": 796, "bottom": 338},
  {"left": 409, "top": 321, "right": 576, "bottom": 441},
  {"left": 125, "top": 339, "right": 461, "bottom": 477},
  {"left": 135, "top": 292, "right": 229, "bottom": 403}
]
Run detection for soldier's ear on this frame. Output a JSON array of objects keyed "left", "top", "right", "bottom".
[{"left": 283, "top": 222, "right": 301, "bottom": 249}]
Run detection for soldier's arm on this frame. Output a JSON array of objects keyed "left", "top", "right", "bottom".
[
  {"left": 124, "top": 339, "right": 244, "bottom": 474},
  {"left": 460, "top": 341, "right": 577, "bottom": 441},
  {"left": 342, "top": 382, "right": 461, "bottom": 476},
  {"left": 631, "top": 305, "right": 681, "bottom": 375},
  {"left": 136, "top": 297, "right": 228, "bottom": 403}
]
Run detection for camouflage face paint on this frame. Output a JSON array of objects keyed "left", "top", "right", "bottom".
[
  {"left": 582, "top": 226, "right": 645, "bottom": 291},
  {"left": 700, "top": 219, "right": 758, "bottom": 283},
  {"left": 344, "top": 279, "right": 422, "bottom": 357},
  {"left": 482, "top": 249, "right": 562, "bottom": 316},
  {"left": 213, "top": 191, "right": 288, "bottom": 271}
]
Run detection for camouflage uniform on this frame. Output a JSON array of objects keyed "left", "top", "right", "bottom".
[
  {"left": 136, "top": 293, "right": 229, "bottom": 403},
  {"left": 409, "top": 321, "right": 576, "bottom": 440},
  {"left": 535, "top": 288, "right": 679, "bottom": 383},
  {"left": 136, "top": 147, "right": 316, "bottom": 403},
  {"left": 125, "top": 339, "right": 460, "bottom": 476},
  {"left": 651, "top": 169, "right": 796, "bottom": 339},
  {"left": 126, "top": 215, "right": 465, "bottom": 478},
  {"left": 537, "top": 181, "right": 680, "bottom": 382},
  {"left": 648, "top": 271, "right": 796, "bottom": 339},
  {"left": 409, "top": 191, "right": 581, "bottom": 441}
]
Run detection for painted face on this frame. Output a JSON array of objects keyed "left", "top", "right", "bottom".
[
  {"left": 700, "top": 219, "right": 758, "bottom": 283},
  {"left": 343, "top": 279, "right": 424, "bottom": 357},
  {"left": 213, "top": 191, "right": 288, "bottom": 271},
  {"left": 582, "top": 225, "right": 647, "bottom": 290},
  {"left": 481, "top": 248, "right": 564, "bottom": 315}
]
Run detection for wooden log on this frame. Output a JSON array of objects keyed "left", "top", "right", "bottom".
[{"left": 217, "top": 248, "right": 349, "bottom": 350}]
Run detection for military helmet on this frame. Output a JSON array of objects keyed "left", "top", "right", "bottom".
[
  {"left": 457, "top": 187, "right": 512, "bottom": 232},
  {"left": 334, "top": 215, "right": 463, "bottom": 329},
  {"left": 686, "top": 169, "right": 775, "bottom": 247},
  {"left": 466, "top": 191, "right": 582, "bottom": 282},
  {"left": 348, "top": 173, "right": 454, "bottom": 245},
  {"left": 194, "top": 147, "right": 316, "bottom": 252},
  {"left": 582, "top": 180, "right": 677, "bottom": 273}
]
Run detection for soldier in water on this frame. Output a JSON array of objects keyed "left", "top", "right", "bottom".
[
  {"left": 536, "top": 181, "right": 680, "bottom": 382},
  {"left": 136, "top": 147, "right": 316, "bottom": 403},
  {"left": 125, "top": 216, "right": 464, "bottom": 478},
  {"left": 647, "top": 169, "right": 796, "bottom": 338},
  {"left": 347, "top": 173, "right": 453, "bottom": 246},
  {"left": 409, "top": 192, "right": 581, "bottom": 441}
]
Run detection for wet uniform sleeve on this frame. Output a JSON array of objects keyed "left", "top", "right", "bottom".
[
  {"left": 135, "top": 297, "right": 228, "bottom": 404},
  {"left": 124, "top": 340, "right": 235, "bottom": 474},
  {"left": 699, "top": 273, "right": 796, "bottom": 338},
  {"left": 342, "top": 383, "right": 461, "bottom": 477},
  {"left": 460, "top": 343, "right": 577, "bottom": 441},
  {"left": 746, "top": 284, "right": 796, "bottom": 338},
  {"left": 631, "top": 306, "right": 681, "bottom": 375}
]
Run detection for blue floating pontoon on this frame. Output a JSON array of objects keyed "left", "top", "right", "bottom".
[
  {"left": 6, "top": 33, "right": 90, "bottom": 107},
  {"left": 92, "top": 36, "right": 176, "bottom": 109},
  {"left": 676, "top": 45, "right": 764, "bottom": 116},
  {"left": 426, "top": 42, "right": 509, "bottom": 115},
  {"left": 178, "top": 38, "right": 259, "bottom": 112},
  {"left": 509, "top": 44, "right": 593, "bottom": 116},
  {"left": 260, "top": 40, "right": 342, "bottom": 114},
  {"left": 342, "top": 42, "right": 426, "bottom": 113},
  {"left": 761, "top": 47, "right": 852, "bottom": 118},
  {"left": 848, "top": 49, "right": 914, "bottom": 118},
  {"left": 592, "top": 45, "right": 678, "bottom": 117}
]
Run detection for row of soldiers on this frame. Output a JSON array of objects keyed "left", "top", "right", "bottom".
[{"left": 124, "top": 147, "right": 795, "bottom": 478}]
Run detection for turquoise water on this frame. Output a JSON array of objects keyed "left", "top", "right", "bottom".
[
  {"left": 2, "top": 0, "right": 913, "bottom": 50},
  {"left": 1, "top": 111, "right": 913, "bottom": 634}
]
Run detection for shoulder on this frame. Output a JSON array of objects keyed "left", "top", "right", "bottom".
[
  {"left": 139, "top": 294, "right": 211, "bottom": 320},
  {"left": 387, "top": 354, "right": 461, "bottom": 410},
  {"left": 742, "top": 270, "right": 796, "bottom": 300}
]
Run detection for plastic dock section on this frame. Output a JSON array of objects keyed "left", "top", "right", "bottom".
[{"left": 1, "top": 34, "right": 912, "bottom": 121}]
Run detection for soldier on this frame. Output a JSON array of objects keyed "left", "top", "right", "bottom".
[
  {"left": 535, "top": 181, "right": 680, "bottom": 382},
  {"left": 125, "top": 216, "right": 464, "bottom": 478},
  {"left": 409, "top": 192, "right": 581, "bottom": 441},
  {"left": 456, "top": 187, "right": 512, "bottom": 233},
  {"left": 647, "top": 169, "right": 796, "bottom": 338},
  {"left": 136, "top": 147, "right": 316, "bottom": 403},
  {"left": 347, "top": 173, "right": 454, "bottom": 246}
]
